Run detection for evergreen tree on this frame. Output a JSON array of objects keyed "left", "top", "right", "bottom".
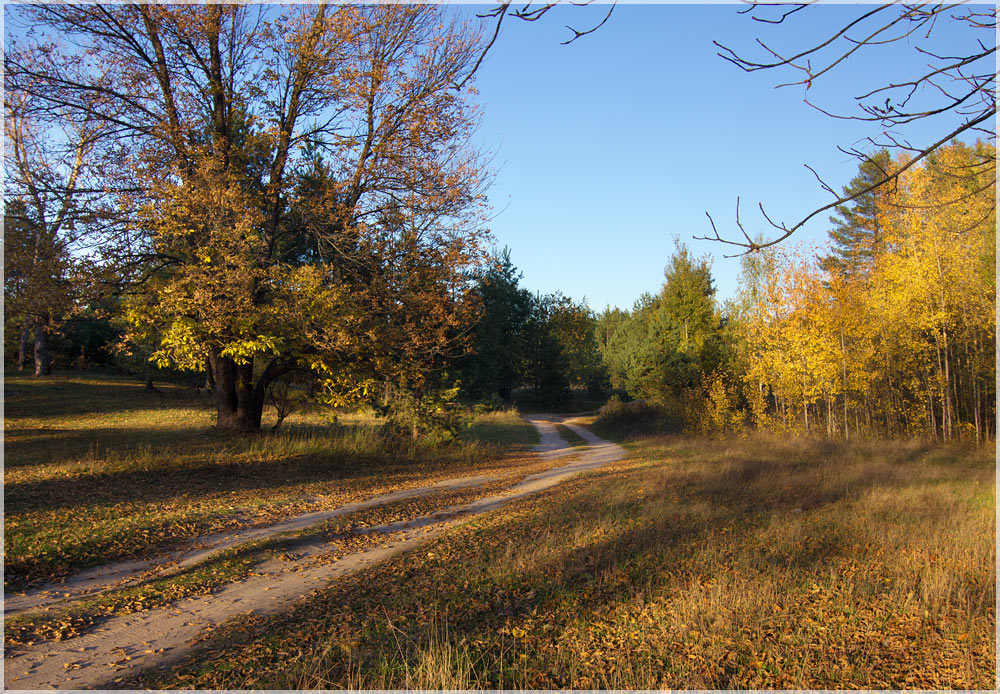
[
  {"left": 594, "top": 306, "right": 629, "bottom": 389},
  {"left": 818, "top": 149, "right": 892, "bottom": 278},
  {"left": 521, "top": 293, "right": 568, "bottom": 406},
  {"left": 599, "top": 243, "right": 723, "bottom": 405},
  {"left": 462, "top": 249, "right": 534, "bottom": 402},
  {"left": 546, "top": 294, "right": 606, "bottom": 397}
]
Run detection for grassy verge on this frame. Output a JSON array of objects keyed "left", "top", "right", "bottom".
[
  {"left": 4, "top": 480, "right": 524, "bottom": 647},
  {"left": 4, "top": 477, "right": 517, "bottom": 649},
  {"left": 555, "top": 425, "right": 588, "bottom": 447},
  {"left": 138, "top": 433, "right": 994, "bottom": 689},
  {"left": 460, "top": 409, "right": 540, "bottom": 447},
  {"left": 4, "top": 373, "right": 538, "bottom": 591}
]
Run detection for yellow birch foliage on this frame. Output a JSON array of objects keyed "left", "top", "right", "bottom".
[{"left": 739, "top": 141, "right": 994, "bottom": 440}]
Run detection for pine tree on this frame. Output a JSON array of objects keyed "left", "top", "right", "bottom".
[
  {"left": 463, "top": 249, "right": 534, "bottom": 402},
  {"left": 818, "top": 149, "right": 892, "bottom": 278}
]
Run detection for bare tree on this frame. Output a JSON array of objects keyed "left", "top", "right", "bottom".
[{"left": 701, "top": 2, "right": 996, "bottom": 254}]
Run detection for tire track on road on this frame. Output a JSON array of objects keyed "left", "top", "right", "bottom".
[{"left": 3, "top": 415, "right": 624, "bottom": 690}]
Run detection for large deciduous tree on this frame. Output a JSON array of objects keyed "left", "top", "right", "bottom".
[{"left": 7, "top": 4, "right": 490, "bottom": 430}]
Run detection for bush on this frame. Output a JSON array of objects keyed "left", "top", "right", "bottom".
[
  {"left": 592, "top": 396, "right": 683, "bottom": 440},
  {"left": 698, "top": 371, "right": 746, "bottom": 436},
  {"left": 472, "top": 393, "right": 505, "bottom": 415},
  {"left": 374, "top": 384, "right": 465, "bottom": 446}
]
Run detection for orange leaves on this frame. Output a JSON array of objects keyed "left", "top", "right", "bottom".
[{"left": 15, "top": 3, "right": 492, "bottom": 429}]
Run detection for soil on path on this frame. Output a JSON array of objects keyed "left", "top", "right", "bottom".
[{"left": 3, "top": 415, "right": 624, "bottom": 690}]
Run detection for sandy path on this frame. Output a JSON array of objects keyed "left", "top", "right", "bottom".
[
  {"left": 3, "top": 415, "right": 623, "bottom": 690},
  {"left": 4, "top": 474, "right": 501, "bottom": 616}
]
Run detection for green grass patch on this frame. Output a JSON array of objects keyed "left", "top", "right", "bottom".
[
  {"left": 460, "top": 410, "right": 538, "bottom": 447},
  {"left": 138, "top": 434, "right": 995, "bottom": 690}
]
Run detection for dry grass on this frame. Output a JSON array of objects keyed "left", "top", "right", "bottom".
[
  {"left": 140, "top": 431, "right": 994, "bottom": 690},
  {"left": 4, "top": 373, "right": 538, "bottom": 591}
]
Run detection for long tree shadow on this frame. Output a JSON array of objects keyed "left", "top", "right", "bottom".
[
  {"left": 4, "top": 423, "right": 219, "bottom": 471},
  {"left": 4, "top": 427, "right": 429, "bottom": 515},
  {"left": 5, "top": 376, "right": 207, "bottom": 420},
  {"left": 127, "top": 437, "right": 993, "bottom": 689}
]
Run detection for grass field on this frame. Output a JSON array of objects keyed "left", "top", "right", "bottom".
[
  {"left": 4, "top": 373, "right": 538, "bottom": 593},
  {"left": 135, "top": 431, "right": 994, "bottom": 689},
  {"left": 5, "top": 374, "right": 995, "bottom": 688}
]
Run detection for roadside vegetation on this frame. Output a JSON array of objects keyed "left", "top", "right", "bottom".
[
  {"left": 133, "top": 430, "right": 994, "bottom": 689},
  {"left": 2, "top": 4, "right": 994, "bottom": 690},
  {"left": 4, "top": 373, "right": 539, "bottom": 593}
]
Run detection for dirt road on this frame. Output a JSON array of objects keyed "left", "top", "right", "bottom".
[{"left": 3, "top": 416, "right": 624, "bottom": 690}]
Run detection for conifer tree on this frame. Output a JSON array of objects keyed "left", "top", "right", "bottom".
[
  {"left": 817, "top": 149, "right": 892, "bottom": 278},
  {"left": 463, "top": 249, "right": 534, "bottom": 402}
]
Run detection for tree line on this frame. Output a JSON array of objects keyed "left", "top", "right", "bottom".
[
  {"left": 592, "top": 140, "right": 995, "bottom": 443},
  {"left": 735, "top": 141, "right": 995, "bottom": 443},
  {"left": 4, "top": 4, "right": 993, "bottom": 442}
]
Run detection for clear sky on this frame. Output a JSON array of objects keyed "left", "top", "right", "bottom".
[
  {"left": 6, "top": 3, "right": 989, "bottom": 311},
  {"left": 458, "top": 2, "right": 993, "bottom": 310}
]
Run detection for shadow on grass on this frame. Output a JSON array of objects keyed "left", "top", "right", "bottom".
[
  {"left": 4, "top": 426, "right": 425, "bottom": 515},
  {"left": 4, "top": 423, "right": 218, "bottom": 470},
  {"left": 5, "top": 374, "right": 207, "bottom": 420},
  {"left": 136, "top": 436, "right": 994, "bottom": 689}
]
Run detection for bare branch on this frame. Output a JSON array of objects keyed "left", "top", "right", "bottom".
[
  {"left": 705, "top": 2, "right": 995, "bottom": 252},
  {"left": 561, "top": 3, "right": 616, "bottom": 45},
  {"left": 711, "top": 107, "right": 996, "bottom": 254}
]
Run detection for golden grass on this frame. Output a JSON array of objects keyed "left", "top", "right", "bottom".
[
  {"left": 141, "top": 432, "right": 994, "bottom": 689},
  {"left": 4, "top": 373, "right": 538, "bottom": 590}
]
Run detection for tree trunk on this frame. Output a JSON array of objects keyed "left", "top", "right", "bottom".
[
  {"left": 18, "top": 320, "right": 32, "bottom": 371},
  {"left": 843, "top": 394, "right": 849, "bottom": 441},
  {"left": 499, "top": 376, "right": 512, "bottom": 402},
  {"left": 838, "top": 327, "right": 849, "bottom": 440},
  {"left": 33, "top": 322, "right": 51, "bottom": 376},
  {"left": 209, "top": 351, "right": 273, "bottom": 432},
  {"left": 144, "top": 362, "right": 162, "bottom": 394}
]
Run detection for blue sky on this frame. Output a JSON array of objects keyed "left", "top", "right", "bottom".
[
  {"left": 459, "top": 2, "right": 994, "bottom": 310},
  {"left": 5, "top": 3, "right": 989, "bottom": 312}
]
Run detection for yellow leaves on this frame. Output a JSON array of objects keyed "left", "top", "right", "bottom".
[
  {"left": 151, "top": 319, "right": 208, "bottom": 371},
  {"left": 316, "top": 375, "right": 377, "bottom": 409},
  {"left": 219, "top": 334, "right": 285, "bottom": 365},
  {"left": 738, "top": 140, "right": 994, "bottom": 437}
]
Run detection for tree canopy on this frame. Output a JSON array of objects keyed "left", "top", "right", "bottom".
[{"left": 6, "top": 4, "right": 491, "bottom": 430}]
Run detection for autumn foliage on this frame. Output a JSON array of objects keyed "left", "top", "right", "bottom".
[
  {"left": 735, "top": 141, "right": 995, "bottom": 442},
  {"left": 7, "top": 4, "right": 490, "bottom": 431}
]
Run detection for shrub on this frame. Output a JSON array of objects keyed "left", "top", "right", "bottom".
[{"left": 592, "top": 396, "right": 682, "bottom": 440}]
